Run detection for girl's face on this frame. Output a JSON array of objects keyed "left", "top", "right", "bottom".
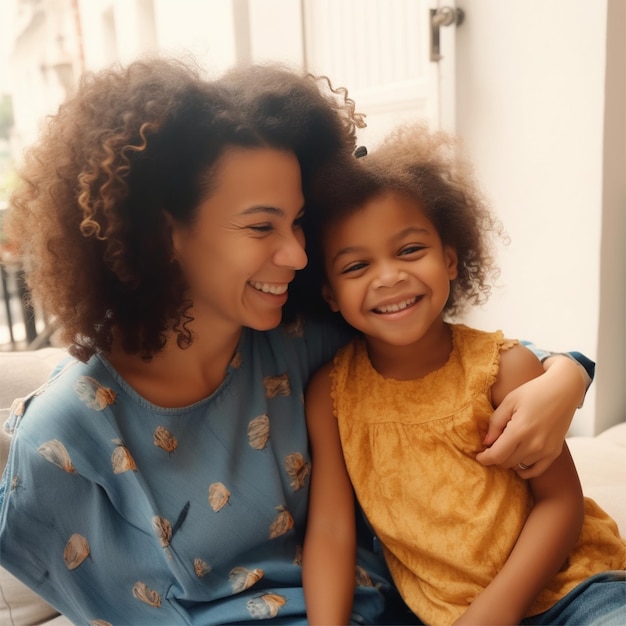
[
  {"left": 170, "top": 147, "right": 307, "bottom": 335},
  {"left": 322, "top": 191, "right": 458, "bottom": 348}
]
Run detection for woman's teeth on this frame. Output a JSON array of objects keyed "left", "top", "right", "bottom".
[{"left": 250, "top": 281, "right": 288, "bottom": 295}]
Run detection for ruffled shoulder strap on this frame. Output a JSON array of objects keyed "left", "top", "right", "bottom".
[{"left": 451, "top": 324, "right": 518, "bottom": 399}]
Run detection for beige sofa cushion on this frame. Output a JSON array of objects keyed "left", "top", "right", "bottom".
[{"left": 567, "top": 422, "right": 626, "bottom": 537}]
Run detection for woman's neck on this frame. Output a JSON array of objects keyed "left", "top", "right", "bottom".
[{"left": 107, "top": 321, "right": 243, "bottom": 408}]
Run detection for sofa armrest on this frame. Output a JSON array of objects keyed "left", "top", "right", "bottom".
[{"left": 568, "top": 422, "right": 626, "bottom": 537}]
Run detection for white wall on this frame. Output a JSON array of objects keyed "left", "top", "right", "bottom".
[
  {"left": 6, "top": 0, "right": 622, "bottom": 435},
  {"left": 455, "top": 0, "right": 624, "bottom": 435},
  {"left": 79, "top": 0, "right": 240, "bottom": 75}
]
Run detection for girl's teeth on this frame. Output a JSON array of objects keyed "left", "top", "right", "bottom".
[
  {"left": 376, "top": 297, "right": 416, "bottom": 313},
  {"left": 251, "top": 281, "right": 288, "bottom": 295}
]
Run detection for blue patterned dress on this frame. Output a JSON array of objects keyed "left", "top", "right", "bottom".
[{"left": 0, "top": 319, "right": 393, "bottom": 625}]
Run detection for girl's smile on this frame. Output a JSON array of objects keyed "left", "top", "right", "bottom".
[
  {"left": 372, "top": 295, "right": 422, "bottom": 315},
  {"left": 322, "top": 190, "right": 458, "bottom": 351}
]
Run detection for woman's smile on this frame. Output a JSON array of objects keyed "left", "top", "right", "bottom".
[
  {"left": 248, "top": 280, "right": 290, "bottom": 296},
  {"left": 171, "top": 147, "right": 305, "bottom": 333}
]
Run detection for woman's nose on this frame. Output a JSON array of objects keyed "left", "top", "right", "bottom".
[{"left": 275, "top": 230, "right": 308, "bottom": 270}]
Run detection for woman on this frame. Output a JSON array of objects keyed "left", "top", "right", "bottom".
[{"left": 0, "top": 58, "right": 590, "bottom": 624}]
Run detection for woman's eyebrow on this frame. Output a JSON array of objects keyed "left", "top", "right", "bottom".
[
  {"left": 239, "top": 205, "right": 285, "bottom": 217},
  {"left": 238, "top": 205, "right": 306, "bottom": 218}
]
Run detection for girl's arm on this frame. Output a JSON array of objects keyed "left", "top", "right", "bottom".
[
  {"left": 303, "top": 362, "right": 356, "bottom": 625},
  {"left": 476, "top": 351, "right": 590, "bottom": 477},
  {"left": 456, "top": 345, "right": 585, "bottom": 626}
]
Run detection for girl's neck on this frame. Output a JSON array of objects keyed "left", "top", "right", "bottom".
[{"left": 365, "top": 320, "right": 453, "bottom": 381}]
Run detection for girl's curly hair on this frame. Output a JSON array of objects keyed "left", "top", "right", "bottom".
[
  {"left": 296, "top": 122, "right": 507, "bottom": 320},
  {"left": 5, "top": 57, "right": 364, "bottom": 361}
]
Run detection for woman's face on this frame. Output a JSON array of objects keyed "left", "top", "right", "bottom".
[{"left": 170, "top": 147, "right": 307, "bottom": 335}]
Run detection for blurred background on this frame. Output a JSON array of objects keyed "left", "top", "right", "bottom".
[{"left": 0, "top": 0, "right": 623, "bottom": 436}]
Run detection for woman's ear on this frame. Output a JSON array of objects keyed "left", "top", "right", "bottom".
[
  {"left": 444, "top": 246, "right": 459, "bottom": 280},
  {"left": 164, "top": 211, "right": 182, "bottom": 263},
  {"left": 322, "top": 283, "right": 340, "bottom": 312}
]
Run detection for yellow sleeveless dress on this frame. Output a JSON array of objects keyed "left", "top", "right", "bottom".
[{"left": 331, "top": 324, "right": 626, "bottom": 625}]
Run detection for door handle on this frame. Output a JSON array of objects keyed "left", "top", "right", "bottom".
[{"left": 430, "top": 6, "right": 464, "bottom": 62}]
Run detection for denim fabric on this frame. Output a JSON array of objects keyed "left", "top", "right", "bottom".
[{"left": 523, "top": 571, "right": 626, "bottom": 625}]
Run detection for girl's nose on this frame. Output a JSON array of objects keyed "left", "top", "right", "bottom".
[
  {"left": 275, "top": 230, "right": 308, "bottom": 270},
  {"left": 372, "top": 261, "right": 407, "bottom": 289}
]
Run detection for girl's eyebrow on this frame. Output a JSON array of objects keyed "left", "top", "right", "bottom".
[
  {"left": 395, "top": 226, "right": 430, "bottom": 239},
  {"left": 331, "top": 226, "right": 431, "bottom": 264},
  {"left": 331, "top": 245, "right": 365, "bottom": 264}
]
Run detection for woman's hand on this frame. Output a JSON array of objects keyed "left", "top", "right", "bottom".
[{"left": 476, "top": 355, "right": 588, "bottom": 478}]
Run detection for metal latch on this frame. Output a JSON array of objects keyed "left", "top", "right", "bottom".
[{"left": 430, "top": 6, "right": 465, "bottom": 62}]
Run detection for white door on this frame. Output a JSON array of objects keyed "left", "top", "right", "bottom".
[{"left": 247, "top": 0, "right": 460, "bottom": 148}]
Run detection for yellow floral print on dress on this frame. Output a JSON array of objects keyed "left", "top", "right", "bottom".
[
  {"left": 75, "top": 376, "right": 116, "bottom": 410},
  {"left": 153, "top": 426, "right": 178, "bottom": 454},
  {"left": 63, "top": 533, "right": 90, "bottom": 570},
  {"left": 246, "top": 593, "right": 287, "bottom": 618},
  {"left": 283, "top": 452, "right": 310, "bottom": 491},
  {"left": 248, "top": 414, "right": 270, "bottom": 450},
  {"left": 269, "top": 505, "right": 294, "bottom": 539},
  {"left": 355, "top": 565, "right": 374, "bottom": 587},
  {"left": 293, "top": 544, "right": 302, "bottom": 566},
  {"left": 263, "top": 373, "right": 291, "bottom": 398},
  {"left": 284, "top": 316, "right": 304, "bottom": 337},
  {"left": 111, "top": 439, "right": 137, "bottom": 474},
  {"left": 229, "top": 566, "right": 264, "bottom": 593},
  {"left": 194, "top": 558, "right": 212, "bottom": 577},
  {"left": 132, "top": 582, "right": 161, "bottom": 608},
  {"left": 10, "top": 397, "right": 25, "bottom": 417},
  {"left": 10, "top": 475, "right": 18, "bottom": 491},
  {"left": 152, "top": 515, "right": 172, "bottom": 548},
  {"left": 208, "top": 482, "right": 231, "bottom": 512},
  {"left": 37, "top": 439, "right": 76, "bottom": 473}
]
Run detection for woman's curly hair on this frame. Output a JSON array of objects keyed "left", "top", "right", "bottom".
[
  {"left": 297, "top": 122, "right": 507, "bottom": 320},
  {"left": 5, "top": 57, "right": 364, "bottom": 361}
]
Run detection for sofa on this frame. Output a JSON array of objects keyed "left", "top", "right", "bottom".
[{"left": 0, "top": 347, "right": 624, "bottom": 626}]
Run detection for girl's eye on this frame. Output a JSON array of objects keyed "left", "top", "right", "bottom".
[
  {"left": 292, "top": 213, "right": 305, "bottom": 230},
  {"left": 400, "top": 245, "right": 426, "bottom": 256},
  {"left": 340, "top": 262, "right": 368, "bottom": 275}
]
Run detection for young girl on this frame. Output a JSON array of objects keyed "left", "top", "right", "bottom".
[{"left": 302, "top": 124, "right": 626, "bottom": 625}]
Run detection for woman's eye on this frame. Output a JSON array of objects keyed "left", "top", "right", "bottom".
[
  {"left": 249, "top": 224, "right": 273, "bottom": 234},
  {"left": 292, "top": 213, "right": 305, "bottom": 230}
]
